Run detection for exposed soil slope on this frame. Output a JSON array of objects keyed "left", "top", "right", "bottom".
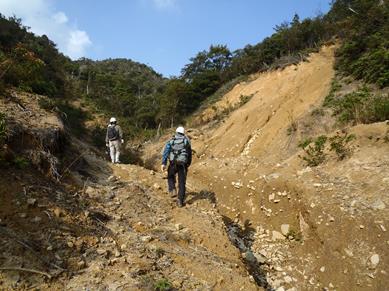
[{"left": 142, "top": 46, "right": 389, "bottom": 291}]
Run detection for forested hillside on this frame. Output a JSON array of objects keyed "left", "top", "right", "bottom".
[{"left": 0, "top": 0, "right": 388, "bottom": 144}]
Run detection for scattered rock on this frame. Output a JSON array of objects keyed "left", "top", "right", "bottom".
[
  {"left": 85, "top": 186, "right": 96, "bottom": 195},
  {"left": 53, "top": 207, "right": 63, "bottom": 218},
  {"left": 140, "top": 235, "right": 153, "bottom": 242},
  {"left": 32, "top": 216, "right": 42, "bottom": 223},
  {"left": 107, "top": 175, "right": 117, "bottom": 182},
  {"left": 320, "top": 266, "right": 325, "bottom": 272},
  {"left": 96, "top": 249, "right": 107, "bottom": 255},
  {"left": 297, "top": 167, "right": 312, "bottom": 176},
  {"left": 269, "top": 193, "right": 275, "bottom": 201},
  {"left": 284, "top": 276, "right": 292, "bottom": 284},
  {"left": 370, "top": 254, "right": 380, "bottom": 268},
  {"left": 280, "top": 224, "right": 290, "bottom": 236},
  {"left": 272, "top": 231, "right": 286, "bottom": 241},
  {"left": 175, "top": 223, "right": 184, "bottom": 231},
  {"left": 299, "top": 212, "right": 309, "bottom": 238},
  {"left": 254, "top": 253, "right": 267, "bottom": 264},
  {"left": 27, "top": 198, "right": 37, "bottom": 206},
  {"left": 371, "top": 199, "right": 386, "bottom": 210},
  {"left": 19, "top": 213, "right": 27, "bottom": 218},
  {"left": 153, "top": 183, "right": 161, "bottom": 190},
  {"left": 344, "top": 248, "right": 354, "bottom": 257},
  {"left": 268, "top": 173, "right": 280, "bottom": 180},
  {"left": 77, "top": 260, "right": 86, "bottom": 268}
]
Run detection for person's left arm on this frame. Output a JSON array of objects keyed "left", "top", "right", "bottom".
[
  {"left": 118, "top": 126, "right": 124, "bottom": 143},
  {"left": 186, "top": 137, "right": 192, "bottom": 167}
]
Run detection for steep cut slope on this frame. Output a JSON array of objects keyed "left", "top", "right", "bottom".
[{"left": 200, "top": 45, "right": 335, "bottom": 161}]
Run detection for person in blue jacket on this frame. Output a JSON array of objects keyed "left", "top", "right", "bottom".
[{"left": 161, "top": 126, "right": 192, "bottom": 207}]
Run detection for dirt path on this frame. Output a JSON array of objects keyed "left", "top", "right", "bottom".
[{"left": 59, "top": 163, "right": 262, "bottom": 290}]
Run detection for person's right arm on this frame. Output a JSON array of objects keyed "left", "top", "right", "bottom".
[{"left": 161, "top": 142, "right": 171, "bottom": 171}]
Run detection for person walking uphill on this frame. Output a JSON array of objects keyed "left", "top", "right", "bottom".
[
  {"left": 106, "top": 117, "right": 124, "bottom": 164},
  {"left": 161, "top": 126, "right": 192, "bottom": 207}
]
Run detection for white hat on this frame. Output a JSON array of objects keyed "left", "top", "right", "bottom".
[
  {"left": 176, "top": 126, "right": 185, "bottom": 134},
  {"left": 110, "top": 117, "right": 117, "bottom": 123}
]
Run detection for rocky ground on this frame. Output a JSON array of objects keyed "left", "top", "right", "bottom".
[{"left": 1, "top": 46, "right": 388, "bottom": 291}]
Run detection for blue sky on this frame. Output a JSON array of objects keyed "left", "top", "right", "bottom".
[{"left": 0, "top": 0, "right": 331, "bottom": 76}]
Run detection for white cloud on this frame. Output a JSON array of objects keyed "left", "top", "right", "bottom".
[
  {"left": 152, "top": 0, "right": 179, "bottom": 10},
  {"left": 0, "top": 0, "right": 92, "bottom": 59},
  {"left": 52, "top": 12, "right": 68, "bottom": 24},
  {"left": 67, "top": 30, "right": 91, "bottom": 58}
]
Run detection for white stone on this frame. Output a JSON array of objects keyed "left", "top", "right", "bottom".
[
  {"left": 269, "top": 193, "right": 275, "bottom": 201},
  {"left": 96, "top": 249, "right": 107, "bottom": 255},
  {"left": 175, "top": 223, "right": 183, "bottom": 231},
  {"left": 320, "top": 266, "right": 325, "bottom": 272},
  {"left": 27, "top": 198, "right": 37, "bottom": 206},
  {"left": 284, "top": 276, "right": 293, "bottom": 284},
  {"left": 371, "top": 199, "right": 386, "bottom": 210},
  {"left": 370, "top": 254, "right": 380, "bottom": 268},
  {"left": 272, "top": 231, "right": 286, "bottom": 241},
  {"left": 32, "top": 216, "right": 42, "bottom": 223},
  {"left": 280, "top": 224, "right": 290, "bottom": 236},
  {"left": 140, "top": 235, "right": 152, "bottom": 242}
]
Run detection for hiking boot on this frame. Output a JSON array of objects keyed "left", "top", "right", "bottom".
[
  {"left": 170, "top": 189, "right": 177, "bottom": 198},
  {"left": 177, "top": 200, "right": 184, "bottom": 208}
]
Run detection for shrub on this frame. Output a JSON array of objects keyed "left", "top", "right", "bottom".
[
  {"left": 287, "top": 228, "right": 303, "bottom": 242},
  {"left": 329, "top": 87, "right": 389, "bottom": 124},
  {"left": 38, "top": 98, "right": 56, "bottom": 111},
  {"left": 13, "top": 156, "right": 29, "bottom": 169},
  {"left": 323, "top": 79, "right": 341, "bottom": 107},
  {"left": 239, "top": 94, "right": 254, "bottom": 106},
  {"left": 0, "top": 112, "right": 6, "bottom": 145},
  {"left": 299, "top": 135, "right": 327, "bottom": 166},
  {"left": 298, "top": 138, "right": 313, "bottom": 149},
  {"left": 154, "top": 278, "right": 172, "bottom": 291},
  {"left": 311, "top": 108, "right": 325, "bottom": 116},
  {"left": 287, "top": 111, "right": 298, "bottom": 136},
  {"left": 329, "top": 132, "right": 356, "bottom": 160},
  {"left": 91, "top": 125, "right": 106, "bottom": 148}
]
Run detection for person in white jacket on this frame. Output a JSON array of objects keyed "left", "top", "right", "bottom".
[{"left": 105, "top": 117, "right": 124, "bottom": 163}]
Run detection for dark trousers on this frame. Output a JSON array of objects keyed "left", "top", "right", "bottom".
[{"left": 167, "top": 163, "right": 187, "bottom": 203}]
